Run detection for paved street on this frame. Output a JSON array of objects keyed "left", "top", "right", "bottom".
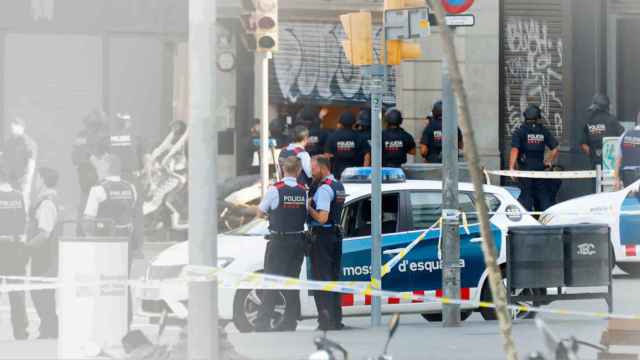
[{"left": 1, "top": 270, "right": 638, "bottom": 359}]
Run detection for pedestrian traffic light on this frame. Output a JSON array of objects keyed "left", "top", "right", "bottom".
[
  {"left": 340, "top": 11, "right": 373, "bottom": 66},
  {"left": 255, "top": 0, "right": 278, "bottom": 52}
]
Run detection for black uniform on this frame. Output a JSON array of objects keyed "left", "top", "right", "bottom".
[
  {"left": 309, "top": 177, "right": 346, "bottom": 331},
  {"left": 325, "top": 129, "right": 370, "bottom": 179},
  {"left": 255, "top": 180, "right": 307, "bottom": 331},
  {"left": 28, "top": 193, "right": 59, "bottom": 338},
  {"left": 382, "top": 127, "right": 416, "bottom": 168},
  {"left": 0, "top": 188, "right": 28, "bottom": 340},
  {"left": 581, "top": 110, "right": 624, "bottom": 168},
  {"left": 619, "top": 128, "right": 640, "bottom": 187},
  {"left": 420, "top": 116, "right": 463, "bottom": 163},
  {"left": 306, "top": 126, "right": 330, "bottom": 157},
  {"left": 511, "top": 123, "right": 559, "bottom": 211}
]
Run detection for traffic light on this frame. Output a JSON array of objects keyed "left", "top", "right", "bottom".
[
  {"left": 384, "top": 0, "right": 425, "bottom": 8},
  {"left": 340, "top": 11, "right": 373, "bottom": 66},
  {"left": 383, "top": 0, "right": 424, "bottom": 65},
  {"left": 240, "top": 0, "right": 257, "bottom": 50},
  {"left": 255, "top": 0, "right": 278, "bottom": 52}
]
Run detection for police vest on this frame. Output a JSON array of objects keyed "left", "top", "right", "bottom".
[
  {"left": 29, "top": 194, "right": 59, "bottom": 265},
  {"left": 268, "top": 182, "right": 307, "bottom": 233},
  {"left": 518, "top": 124, "right": 548, "bottom": 170},
  {"left": 278, "top": 146, "right": 311, "bottom": 185},
  {"left": 322, "top": 178, "right": 346, "bottom": 226},
  {"left": 306, "top": 128, "right": 326, "bottom": 156},
  {"left": 97, "top": 180, "right": 136, "bottom": 227},
  {"left": 621, "top": 129, "right": 640, "bottom": 169},
  {"left": 109, "top": 132, "right": 139, "bottom": 172},
  {"left": 382, "top": 128, "right": 408, "bottom": 167},
  {"left": 427, "top": 119, "right": 444, "bottom": 163},
  {"left": 0, "top": 190, "right": 26, "bottom": 237}
]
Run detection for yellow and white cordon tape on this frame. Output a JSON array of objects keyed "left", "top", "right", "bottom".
[
  {"left": 485, "top": 170, "right": 598, "bottom": 179},
  {"left": 2, "top": 265, "right": 636, "bottom": 321}
]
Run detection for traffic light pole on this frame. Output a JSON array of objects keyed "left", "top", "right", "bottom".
[
  {"left": 258, "top": 51, "right": 271, "bottom": 196},
  {"left": 441, "top": 54, "right": 462, "bottom": 327},
  {"left": 368, "top": 64, "right": 385, "bottom": 328},
  {"left": 188, "top": 0, "right": 218, "bottom": 358}
]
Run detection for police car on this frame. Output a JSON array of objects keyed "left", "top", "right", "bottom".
[
  {"left": 540, "top": 181, "right": 640, "bottom": 276},
  {"left": 137, "top": 168, "right": 540, "bottom": 332}
]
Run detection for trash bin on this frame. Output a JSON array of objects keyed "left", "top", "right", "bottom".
[
  {"left": 563, "top": 224, "right": 611, "bottom": 287},
  {"left": 402, "top": 163, "right": 473, "bottom": 182},
  {"left": 508, "top": 226, "right": 565, "bottom": 288}
]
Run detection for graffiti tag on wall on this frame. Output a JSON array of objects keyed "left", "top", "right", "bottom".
[
  {"left": 503, "top": 18, "right": 564, "bottom": 139},
  {"left": 272, "top": 22, "right": 396, "bottom": 104}
]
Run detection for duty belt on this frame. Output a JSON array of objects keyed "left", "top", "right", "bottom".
[{"left": 269, "top": 231, "right": 305, "bottom": 236}]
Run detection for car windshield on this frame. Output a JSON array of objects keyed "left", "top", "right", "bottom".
[{"left": 226, "top": 218, "right": 269, "bottom": 236}]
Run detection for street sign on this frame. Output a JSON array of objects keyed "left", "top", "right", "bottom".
[
  {"left": 441, "top": 0, "right": 475, "bottom": 14},
  {"left": 384, "top": 7, "right": 430, "bottom": 40},
  {"left": 444, "top": 14, "right": 475, "bottom": 27}
]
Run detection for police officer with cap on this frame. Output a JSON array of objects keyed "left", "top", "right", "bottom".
[
  {"left": 509, "top": 105, "right": 560, "bottom": 211},
  {"left": 615, "top": 112, "right": 640, "bottom": 188},
  {"left": 307, "top": 155, "right": 347, "bottom": 331},
  {"left": 298, "top": 107, "right": 330, "bottom": 157},
  {"left": 420, "top": 101, "right": 463, "bottom": 163},
  {"left": 325, "top": 112, "right": 370, "bottom": 179},
  {"left": 254, "top": 156, "right": 307, "bottom": 332},
  {"left": 355, "top": 107, "right": 372, "bottom": 146},
  {"left": 382, "top": 109, "right": 416, "bottom": 168},
  {"left": 0, "top": 156, "right": 28, "bottom": 340},
  {"left": 278, "top": 125, "right": 313, "bottom": 186},
  {"left": 580, "top": 94, "right": 624, "bottom": 169}
]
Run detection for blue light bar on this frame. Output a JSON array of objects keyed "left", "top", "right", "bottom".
[{"left": 341, "top": 167, "right": 407, "bottom": 184}]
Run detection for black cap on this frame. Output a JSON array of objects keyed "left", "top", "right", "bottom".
[
  {"left": 523, "top": 104, "right": 543, "bottom": 120},
  {"left": 385, "top": 109, "right": 403, "bottom": 126},
  {"left": 339, "top": 112, "right": 356, "bottom": 127},
  {"left": 432, "top": 101, "right": 443, "bottom": 118}
]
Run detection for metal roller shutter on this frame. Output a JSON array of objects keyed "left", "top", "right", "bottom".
[
  {"left": 501, "top": 0, "right": 567, "bottom": 152},
  {"left": 609, "top": 0, "right": 640, "bottom": 13},
  {"left": 270, "top": 20, "right": 397, "bottom": 106}
]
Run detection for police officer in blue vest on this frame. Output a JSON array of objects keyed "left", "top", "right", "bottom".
[
  {"left": 278, "top": 125, "right": 312, "bottom": 186},
  {"left": 580, "top": 94, "right": 625, "bottom": 169},
  {"left": 509, "top": 105, "right": 560, "bottom": 211},
  {"left": 420, "top": 101, "right": 464, "bottom": 163},
  {"left": 616, "top": 112, "right": 640, "bottom": 188},
  {"left": 0, "top": 157, "right": 28, "bottom": 340},
  {"left": 325, "top": 112, "right": 370, "bottom": 179},
  {"left": 255, "top": 156, "right": 308, "bottom": 332},
  {"left": 382, "top": 109, "right": 416, "bottom": 168},
  {"left": 307, "top": 155, "right": 347, "bottom": 331}
]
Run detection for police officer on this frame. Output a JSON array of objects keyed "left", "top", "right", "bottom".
[
  {"left": 73, "top": 112, "right": 107, "bottom": 211},
  {"left": 382, "top": 109, "right": 416, "bottom": 168},
  {"left": 615, "top": 112, "right": 640, "bottom": 188},
  {"left": 307, "top": 155, "right": 346, "bottom": 331},
  {"left": 420, "top": 101, "right": 463, "bottom": 163},
  {"left": 3, "top": 117, "right": 37, "bottom": 210},
  {"left": 509, "top": 105, "right": 560, "bottom": 211},
  {"left": 278, "top": 125, "right": 312, "bottom": 186},
  {"left": 27, "top": 167, "right": 60, "bottom": 339},
  {"left": 298, "top": 107, "right": 330, "bottom": 157},
  {"left": 83, "top": 154, "right": 137, "bottom": 327},
  {"left": 325, "top": 112, "right": 370, "bottom": 179},
  {"left": 580, "top": 94, "right": 625, "bottom": 169},
  {"left": 254, "top": 156, "right": 307, "bottom": 332},
  {"left": 355, "top": 108, "right": 372, "bottom": 146},
  {"left": 0, "top": 158, "right": 28, "bottom": 340}
]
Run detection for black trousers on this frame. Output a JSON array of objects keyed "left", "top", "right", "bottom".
[
  {"left": 30, "top": 250, "right": 58, "bottom": 338},
  {"left": 255, "top": 235, "right": 305, "bottom": 330},
  {"left": 122, "top": 173, "right": 143, "bottom": 256},
  {"left": 309, "top": 228, "right": 343, "bottom": 330},
  {"left": 519, "top": 178, "right": 554, "bottom": 212},
  {"left": 0, "top": 242, "right": 29, "bottom": 340}
]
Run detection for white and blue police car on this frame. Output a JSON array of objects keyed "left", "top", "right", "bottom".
[
  {"left": 136, "top": 168, "right": 540, "bottom": 332},
  {"left": 540, "top": 181, "right": 640, "bottom": 276}
]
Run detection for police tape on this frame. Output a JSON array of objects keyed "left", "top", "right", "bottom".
[
  {"left": 1, "top": 266, "right": 639, "bottom": 321},
  {"left": 485, "top": 170, "right": 597, "bottom": 179}
]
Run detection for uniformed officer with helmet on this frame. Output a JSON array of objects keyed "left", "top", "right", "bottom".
[
  {"left": 509, "top": 105, "right": 560, "bottom": 211},
  {"left": 420, "top": 101, "right": 463, "bottom": 163},
  {"left": 615, "top": 112, "right": 640, "bottom": 188},
  {"left": 0, "top": 157, "right": 28, "bottom": 340},
  {"left": 382, "top": 109, "right": 416, "bottom": 168},
  {"left": 325, "top": 112, "right": 370, "bottom": 179},
  {"left": 355, "top": 107, "right": 372, "bottom": 146},
  {"left": 580, "top": 94, "right": 624, "bottom": 169},
  {"left": 307, "top": 155, "right": 347, "bottom": 331},
  {"left": 254, "top": 156, "right": 308, "bottom": 332}
]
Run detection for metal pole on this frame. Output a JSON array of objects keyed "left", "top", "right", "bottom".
[
  {"left": 370, "top": 65, "right": 384, "bottom": 327},
  {"left": 441, "top": 60, "right": 461, "bottom": 327},
  {"left": 188, "top": 0, "right": 218, "bottom": 358},
  {"left": 259, "top": 52, "right": 271, "bottom": 196},
  {"left": 596, "top": 165, "right": 603, "bottom": 193}
]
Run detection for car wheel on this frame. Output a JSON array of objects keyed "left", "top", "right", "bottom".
[
  {"left": 618, "top": 263, "right": 640, "bottom": 278},
  {"left": 479, "top": 274, "right": 544, "bottom": 321},
  {"left": 232, "top": 289, "right": 297, "bottom": 333},
  {"left": 421, "top": 311, "right": 472, "bottom": 322}
]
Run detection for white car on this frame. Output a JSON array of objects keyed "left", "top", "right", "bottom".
[
  {"left": 541, "top": 181, "right": 640, "bottom": 276},
  {"left": 136, "top": 168, "right": 539, "bottom": 332}
]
